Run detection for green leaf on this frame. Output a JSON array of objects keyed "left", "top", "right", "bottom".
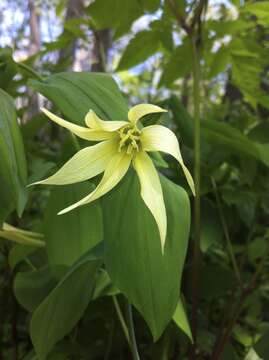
[
  {"left": 167, "top": 96, "right": 194, "bottom": 147},
  {"left": 87, "top": 0, "right": 143, "bottom": 37},
  {"left": 202, "top": 120, "right": 269, "bottom": 167},
  {"left": 30, "top": 245, "right": 102, "bottom": 360},
  {"left": 14, "top": 266, "right": 58, "bottom": 312},
  {"left": 29, "top": 71, "right": 190, "bottom": 341},
  {"left": 254, "top": 330, "right": 269, "bottom": 359},
  {"left": 208, "top": 45, "right": 230, "bottom": 78},
  {"left": 102, "top": 171, "right": 190, "bottom": 340},
  {"left": 243, "top": 1, "right": 269, "bottom": 26},
  {"left": 173, "top": 298, "right": 193, "bottom": 342},
  {"left": 168, "top": 98, "right": 269, "bottom": 168},
  {"left": 0, "top": 47, "right": 17, "bottom": 89},
  {"left": 9, "top": 244, "right": 40, "bottom": 269},
  {"left": 117, "top": 30, "right": 160, "bottom": 71},
  {"left": 44, "top": 183, "right": 103, "bottom": 269},
  {"left": 248, "top": 122, "right": 269, "bottom": 144},
  {"left": 0, "top": 89, "right": 27, "bottom": 224},
  {"left": 159, "top": 41, "right": 192, "bottom": 86},
  {"left": 29, "top": 72, "right": 128, "bottom": 124},
  {"left": 200, "top": 199, "right": 222, "bottom": 252},
  {"left": 142, "top": 0, "right": 160, "bottom": 12}
]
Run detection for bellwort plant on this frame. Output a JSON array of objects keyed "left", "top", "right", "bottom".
[{"left": 32, "top": 104, "right": 195, "bottom": 251}]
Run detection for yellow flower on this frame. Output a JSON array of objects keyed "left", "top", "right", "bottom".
[
  {"left": 33, "top": 104, "right": 195, "bottom": 251},
  {"left": 0, "top": 223, "right": 45, "bottom": 247}
]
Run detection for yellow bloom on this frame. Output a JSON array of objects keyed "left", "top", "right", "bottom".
[
  {"left": 32, "top": 104, "right": 195, "bottom": 251},
  {"left": 0, "top": 223, "right": 45, "bottom": 247}
]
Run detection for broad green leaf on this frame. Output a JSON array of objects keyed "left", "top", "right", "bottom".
[
  {"left": 254, "top": 330, "right": 269, "bottom": 359},
  {"left": 102, "top": 171, "right": 190, "bottom": 340},
  {"left": 168, "top": 98, "right": 269, "bottom": 167},
  {"left": 200, "top": 199, "right": 222, "bottom": 252},
  {"left": 203, "top": 120, "right": 269, "bottom": 167},
  {"left": 44, "top": 182, "right": 103, "bottom": 268},
  {"left": 248, "top": 122, "right": 269, "bottom": 144},
  {"left": 30, "top": 245, "right": 102, "bottom": 360},
  {"left": 9, "top": 244, "right": 40, "bottom": 269},
  {"left": 243, "top": 1, "right": 269, "bottom": 26},
  {"left": 245, "top": 348, "right": 262, "bottom": 360},
  {"left": 14, "top": 266, "right": 58, "bottom": 312},
  {"left": 0, "top": 47, "right": 17, "bottom": 89},
  {"left": 166, "top": 96, "right": 194, "bottom": 147},
  {"left": 92, "top": 269, "right": 119, "bottom": 300},
  {"left": 159, "top": 41, "right": 192, "bottom": 86},
  {"left": 29, "top": 72, "right": 128, "bottom": 123},
  {"left": 117, "top": 30, "right": 160, "bottom": 71},
  {"left": 87, "top": 0, "right": 143, "bottom": 37},
  {"left": 142, "top": 0, "right": 160, "bottom": 12},
  {"left": 150, "top": 20, "right": 174, "bottom": 52},
  {"left": 207, "top": 19, "right": 251, "bottom": 37},
  {"left": 208, "top": 45, "right": 230, "bottom": 78},
  {"left": 173, "top": 298, "right": 193, "bottom": 342},
  {"left": 0, "top": 89, "right": 27, "bottom": 224},
  {"left": 29, "top": 71, "right": 190, "bottom": 341}
]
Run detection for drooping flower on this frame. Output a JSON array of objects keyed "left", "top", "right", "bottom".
[
  {"left": 0, "top": 223, "right": 45, "bottom": 247},
  {"left": 32, "top": 104, "right": 195, "bottom": 251}
]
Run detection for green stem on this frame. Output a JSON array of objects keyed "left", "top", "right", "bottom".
[
  {"left": 112, "top": 295, "right": 130, "bottom": 346},
  {"left": 211, "top": 178, "right": 242, "bottom": 285},
  {"left": 125, "top": 301, "right": 140, "bottom": 360},
  {"left": 17, "top": 62, "right": 44, "bottom": 81},
  {"left": 190, "top": 33, "right": 201, "bottom": 350}
]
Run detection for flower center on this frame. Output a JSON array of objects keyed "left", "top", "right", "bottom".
[{"left": 118, "top": 124, "right": 141, "bottom": 155}]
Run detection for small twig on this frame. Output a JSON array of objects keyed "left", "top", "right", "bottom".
[
  {"left": 190, "top": 0, "right": 208, "bottom": 30},
  {"left": 211, "top": 244, "right": 269, "bottom": 359},
  {"left": 167, "top": 0, "right": 192, "bottom": 35}
]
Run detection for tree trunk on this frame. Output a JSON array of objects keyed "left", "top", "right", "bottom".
[{"left": 91, "top": 29, "right": 112, "bottom": 72}]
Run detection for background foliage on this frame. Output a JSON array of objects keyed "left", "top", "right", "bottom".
[{"left": 0, "top": 0, "right": 269, "bottom": 359}]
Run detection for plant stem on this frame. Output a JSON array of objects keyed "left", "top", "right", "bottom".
[
  {"left": 211, "top": 178, "right": 242, "bottom": 286},
  {"left": 190, "top": 33, "right": 201, "bottom": 353},
  {"left": 211, "top": 245, "right": 269, "bottom": 359},
  {"left": 17, "top": 62, "right": 44, "bottom": 81},
  {"left": 112, "top": 295, "right": 130, "bottom": 346},
  {"left": 125, "top": 301, "right": 140, "bottom": 360}
]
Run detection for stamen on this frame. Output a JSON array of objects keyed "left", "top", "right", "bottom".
[{"left": 117, "top": 124, "right": 141, "bottom": 154}]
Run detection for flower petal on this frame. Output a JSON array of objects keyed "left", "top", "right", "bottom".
[
  {"left": 58, "top": 152, "right": 132, "bottom": 215},
  {"left": 41, "top": 108, "right": 114, "bottom": 141},
  {"left": 85, "top": 110, "right": 128, "bottom": 131},
  {"left": 0, "top": 225, "right": 45, "bottom": 247},
  {"left": 141, "top": 125, "right": 195, "bottom": 196},
  {"left": 3, "top": 223, "right": 44, "bottom": 239},
  {"left": 30, "top": 140, "right": 118, "bottom": 186},
  {"left": 128, "top": 104, "right": 167, "bottom": 124},
  {"left": 133, "top": 151, "right": 167, "bottom": 252}
]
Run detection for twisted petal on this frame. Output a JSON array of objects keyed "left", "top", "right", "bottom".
[
  {"left": 133, "top": 151, "right": 167, "bottom": 252},
  {"left": 0, "top": 224, "right": 45, "bottom": 247},
  {"left": 41, "top": 108, "right": 114, "bottom": 141},
  {"left": 141, "top": 125, "right": 195, "bottom": 196},
  {"left": 58, "top": 152, "right": 132, "bottom": 215},
  {"left": 85, "top": 110, "right": 128, "bottom": 131},
  {"left": 30, "top": 140, "right": 118, "bottom": 186},
  {"left": 3, "top": 223, "right": 44, "bottom": 239},
  {"left": 128, "top": 104, "right": 167, "bottom": 124}
]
